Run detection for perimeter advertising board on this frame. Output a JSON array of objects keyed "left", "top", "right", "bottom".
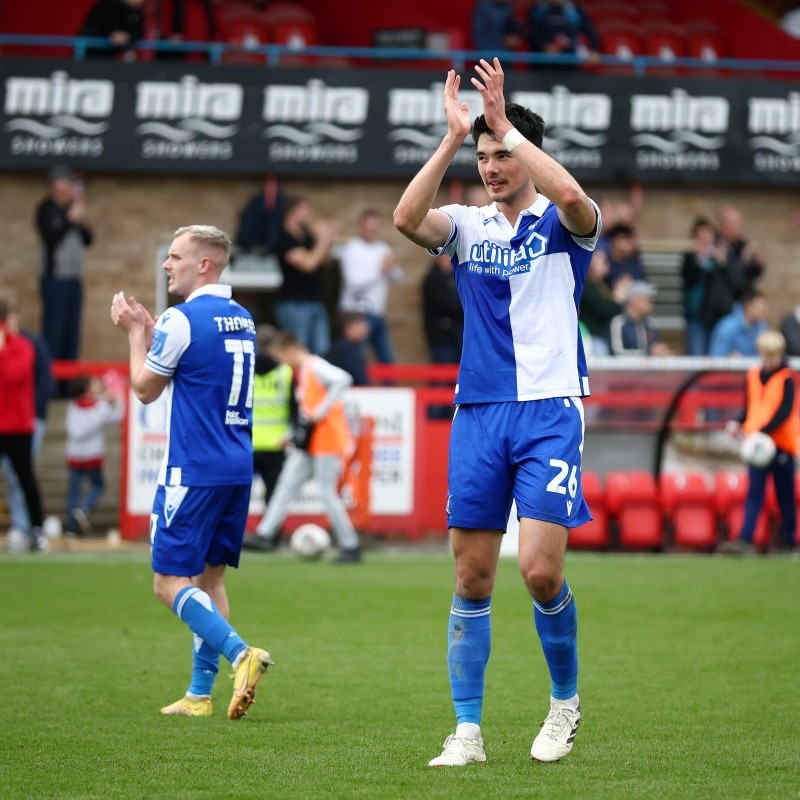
[{"left": 3, "top": 59, "right": 799, "bottom": 184}]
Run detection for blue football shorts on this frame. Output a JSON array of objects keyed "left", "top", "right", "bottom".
[
  {"left": 447, "top": 397, "right": 592, "bottom": 531},
  {"left": 150, "top": 483, "right": 252, "bottom": 577}
]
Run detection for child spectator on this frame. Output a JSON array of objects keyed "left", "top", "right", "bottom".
[
  {"left": 720, "top": 331, "right": 799, "bottom": 554},
  {"left": 65, "top": 375, "right": 124, "bottom": 535}
]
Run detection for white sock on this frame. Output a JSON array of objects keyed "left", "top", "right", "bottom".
[
  {"left": 456, "top": 722, "right": 482, "bottom": 740},
  {"left": 553, "top": 693, "right": 580, "bottom": 711},
  {"left": 185, "top": 691, "right": 210, "bottom": 700}
]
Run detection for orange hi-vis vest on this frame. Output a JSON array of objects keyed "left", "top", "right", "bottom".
[
  {"left": 742, "top": 365, "right": 800, "bottom": 456},
  {"left": 298, "top": 356, "right": 353, "bottom": 457}
]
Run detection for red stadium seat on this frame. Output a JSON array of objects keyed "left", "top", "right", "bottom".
[
  {"left": 598, "top": 21, "right": 643, "bottom": 62},
  {"left": 605, "top": 471, "right": 663, "bottom": 550},
  {"left": 659, "top": 472, "right": 717, "bottom": 551},
  {"left": 713, "top": 471, "right": 770, "bottom": 548},
  {"left": 687, "top": 31, "right": 727, "bottom": 62},
  {"left": 642, "top": 22, "right": 686, "bottom": 61},
  {"left": 569, "top": 472, "right": 610, "bottom": 550}
]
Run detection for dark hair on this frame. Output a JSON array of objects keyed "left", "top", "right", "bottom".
[
  {"left": 690, "top": 217, "right": 714, "bottom": 237},
  {"left": 606, "top": 223, "right": 635, "bottom": 239},
  {"left": 70, "top": 375, "right": 92, "bottom": 398},
  {"left": 271, "top": 330, "right": 304, "bottom": 350},
  {"left": 472, "top": 102, "right": 545, "bottom": 150},
  {"left": 741, "top": 289, "right": 766, "bottom": 306},
  {"left": 282, "top": 195, "right": 307, "bottom": 216},
  {"left": 339, "top": 311, "right": 367, "bottom": 329},
  {"left": 358, "top": 208, "right": 381, "bottom": 222}
]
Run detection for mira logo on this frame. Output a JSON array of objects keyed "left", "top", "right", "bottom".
[
  {"left": 262, "top": 80, "right": 367, "bottom": 164},
  {"left": 630, "top": 89, "right": 728, "bottom": 171},
  {"left": 3, "top": 70, "right": 113, "bottom": 157},
  {"left": 748, "top": 93, "right": 800, "bottom": 173},
  {"left": 135, "top": 76, "right": 241, "bottom": 161},
  {"left": 514, "top": 86, "right": 610, "bottom": 170},
  {"left": 388, "top": 84, "right": 483, "bottom": 167}
]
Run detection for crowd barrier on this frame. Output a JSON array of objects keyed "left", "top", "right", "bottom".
[{"left": 49, "top": 358, "right": 791, "bottom": 545}]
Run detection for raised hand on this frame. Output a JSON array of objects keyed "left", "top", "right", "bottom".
[
  {"left": 443, "top": 70, "right": 472, "bottom": 141},
  {"left": 111, "top": 292, "right": 146, "bottom": 334},
  {"left": 471, "top": 58, "right": 511, "bottom": 139}
]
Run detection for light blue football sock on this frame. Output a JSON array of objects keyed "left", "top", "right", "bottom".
[
  {"left": 533, "top": 580, "right": 578, "bottom": 700},
  {"left": 187, "top": 634, "right": 219, "bottom": 697},
  {"left": 447, "top": 594, "right": 491, "bottom": 726},
  {"left": 173, "top": 587, "right": 247, "bottom": 666}
]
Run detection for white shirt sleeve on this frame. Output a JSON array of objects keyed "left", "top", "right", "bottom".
[
  {"left": 145, "top": 307, "right": 191, "bottom": 377},
  {"left": 426, "top": 203, "right": 465, "bottom": 258}
]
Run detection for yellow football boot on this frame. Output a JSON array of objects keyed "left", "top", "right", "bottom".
[
  {"left": 227, "top": 647, "right": 274, "bottom": 720},
  {"left": 160, "top": 694, "right": 213, "bottom": 717}
]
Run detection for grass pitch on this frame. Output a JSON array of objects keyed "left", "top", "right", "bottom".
[{"left": 0, "top": 547, "right": 797, "bottom": 799}]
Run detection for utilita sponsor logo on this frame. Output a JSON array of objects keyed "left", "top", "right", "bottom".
[
  {"left": 387, "top": 83, "right": 484, "bottom": 166},
  {"left": 630, "top": 89, "right": 728, "bottom": 171},
  {"left": 3, "top": 70, "right": 113, "bottom": 158},
  {"left": 748, "top": 92, "right": 800, "bottom": 173},
  {"left": 262, "top": 80, "right": 367, "bottom": 164},
  {"left": 135, "top": 75, "right": 242, "bottom": 160},
  {"left": 514, "top": 86, "right": 610, "bottom": 170}
]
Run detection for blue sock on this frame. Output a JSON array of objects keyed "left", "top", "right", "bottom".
[
  {"left": 533, "top": 580, "right": 578, "bottom": 700},
  {"left": 447, "top": 594, "right": 491, "bottom": 726},
  {"left": 173, "top": 587, "right": 247, "bottom": 666},
  {"left": 188, "top": 634, "right": 219, "bottom": 697}
]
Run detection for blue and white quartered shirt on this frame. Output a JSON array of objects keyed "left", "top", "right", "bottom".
[{"left": 429, "top": 194, "right": 600, "bottom": 404}]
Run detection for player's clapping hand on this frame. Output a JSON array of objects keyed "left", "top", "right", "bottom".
[
  {"left": 442, "top": 70, "right": 471, "bottom": 142},
  {"left": 471, "top": 58, "right": 512, "bottom": 140},
  {"left": 111, "top": 292, "right": 155, "bottom": 342}
]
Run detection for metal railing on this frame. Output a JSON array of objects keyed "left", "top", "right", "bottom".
[{"left": 2, "top": 34, "right": 800, "bottom": 77}]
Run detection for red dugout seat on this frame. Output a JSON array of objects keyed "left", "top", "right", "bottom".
[
  {"left": 660, "top": 472, "right": 717, "bottom": 550},
  {"left": 605, "top": 471, "right": 662, "bottom": 550},
  {"left": 713, "top": 471, "right": 770, "bottom": 548},
  {"left": 569, "top": 472, "right": 610, "bottom": 550}
]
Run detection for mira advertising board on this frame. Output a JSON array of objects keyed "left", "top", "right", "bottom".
[{"left": 2, "top": 59, "right": 799, "bottom": 184}]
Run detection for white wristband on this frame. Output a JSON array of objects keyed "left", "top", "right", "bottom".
[{"left": 501, "top": 128, "right": 526, "bottom": 152}]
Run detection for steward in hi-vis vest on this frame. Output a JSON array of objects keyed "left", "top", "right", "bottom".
[
  {"left": 252, "top": 351, "right": 294, "bottom": 503},
  {"left": 723, "top": 330, "right": 799, "bottom": 554}
]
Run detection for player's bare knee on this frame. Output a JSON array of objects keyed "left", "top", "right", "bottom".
[
  {"left": 520, "top": 563, "right": 562, "bottom": 601},
  {"left": 455, "top": 565, "right": 495, "bottom": 599}
]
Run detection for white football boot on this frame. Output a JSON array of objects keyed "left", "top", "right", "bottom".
[
  {"left": 428, "top": 734, "right": 487, "bottom": 767},
  {"left": 530, "top": 697, "right": 581, "bottom": 762}
]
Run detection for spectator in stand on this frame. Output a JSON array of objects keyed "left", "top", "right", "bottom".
[
  {"left": 79, "top": 0, "right": 146, "bottom": 60},
  {"left": 235, "top": 179, "right": 285, "bottom": 255},
  {"left": 422, "top": 254, "right": 464, "bottom": 364},
  {"left": 708, "top": 290, "right": 769, "bottom": 357},
  {"left": 681, "top": 217, "right": 723, "bottom": 356},
  {"left": 720, "top": 331, "right": 799, "bottom": 555},
  {"left": 0, "top": 302, "right": 52, "bottom": 541},
  {"left": 471, "top": 0, "right": 523, "bottom": 52},
  {"left": 580, "top": 250, "right": 631, "bottom": 356},
  {"left": 251, "top": 325, "right": 294, "bottom": 509},
  {"left": 0, "top": 297, "right": 46, "bottom": 553},
  {"left": 779, "top": 305, "right": 800, "bottom": 356},
  {"left": 609, "top": 281, "right": 672, "bottom": 356},
  {"left": 527, "top": 0, "right": 601, "bottom": 67},
  {"left": 327, "top": 312, "right": 370, "bottom": 387},
  {"left": 153, "top": 0, "right": 217, "bottom": 60},
  {"left": 711, "top": 206, "right": 765, "bottom": 321},
  {"left": 603, "top": 223, "right": 646, "bottom": 287},
  {"left": 64, "top": 375, "right": 124, "bottom": 536},
  {"left": 274, "top": 196, "right": 338, "bottom": 356},
  {"left": 338, "top": 209, "right": 403, "bottom": 364},
  {"left": 36, "top": 166, "right": 93, "bottom": 391}
]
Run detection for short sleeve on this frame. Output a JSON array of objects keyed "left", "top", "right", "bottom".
[
  {"left": 569, "top": 199, "right": 602, "bottom": 252},
  {"left": 145, "top": 307, "right": 191, "bottom": 377},
  {"left": 426, "top": 204, "right": 466, "bottom": 258}
]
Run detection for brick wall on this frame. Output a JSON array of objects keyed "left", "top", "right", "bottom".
[{"left": 2, "top": 171, "right": 798, "bottom": 363}]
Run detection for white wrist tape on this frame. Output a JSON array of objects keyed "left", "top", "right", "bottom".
[{"left": 501, "top": 128, "right": 526, "bottom": 152}]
